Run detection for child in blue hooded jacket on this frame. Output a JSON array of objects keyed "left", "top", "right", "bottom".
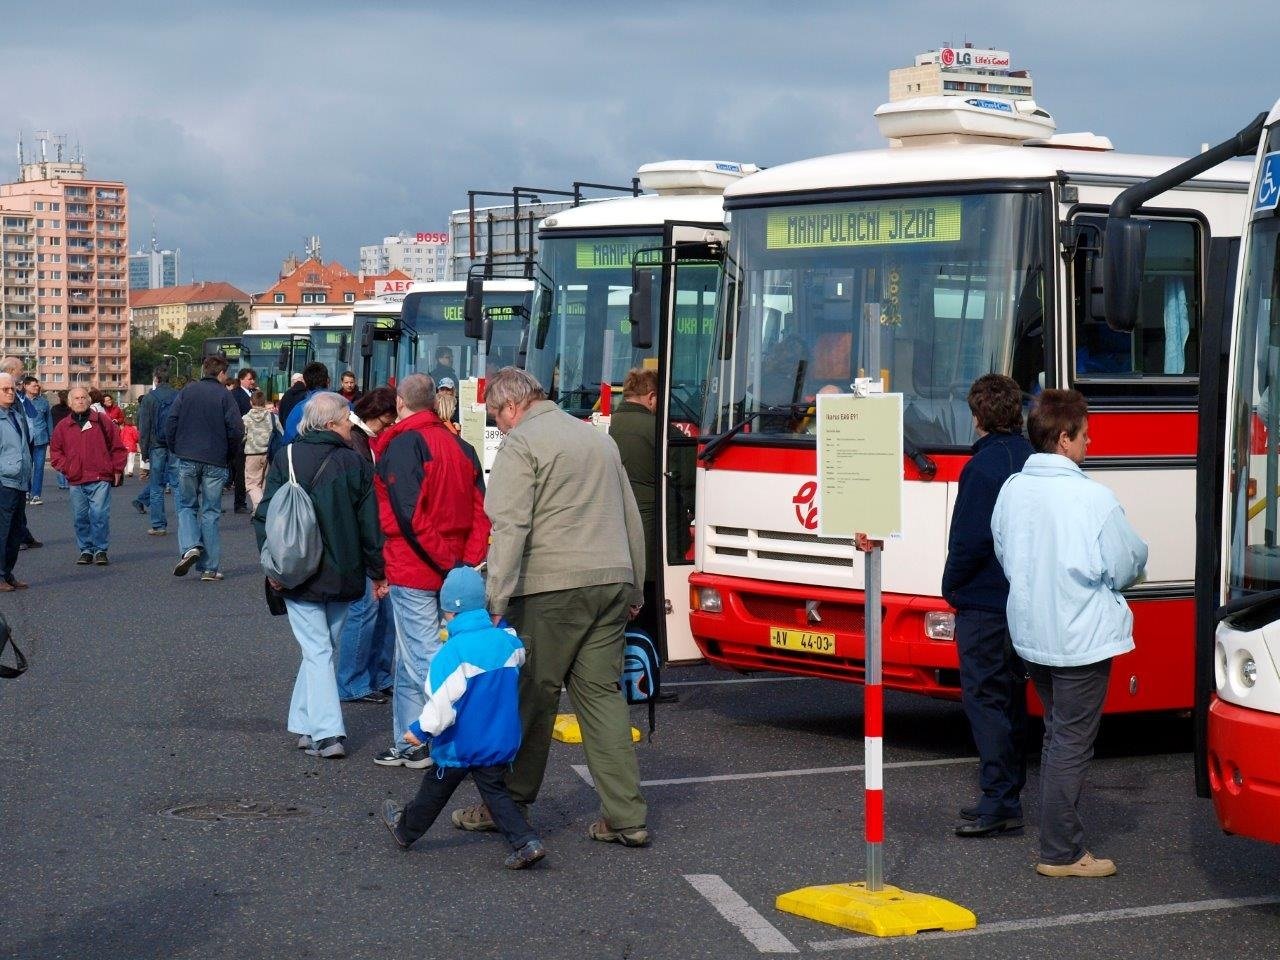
[{"left": 381, "top": 566, "right": 545, "bottom": 869}]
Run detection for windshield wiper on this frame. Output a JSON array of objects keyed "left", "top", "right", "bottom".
[
  {"left": 698, "top": 405, "right": 809, "bottom": 464},
  {"left": 1216, "top": 587, "right": 1280, "bottom": 625},
  {"left": 903, "top": 437, "right": 938, "bottom": 481}
]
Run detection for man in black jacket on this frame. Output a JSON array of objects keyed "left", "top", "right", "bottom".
[
  {"left": 229, "top": 368, "right": 256, "bottom": 513},
  {"left": 162, "top": 355, "right": 244, "bottom": 581},
  {"left": 941, "top": 374, "right": 1033, "bottom": 839}
]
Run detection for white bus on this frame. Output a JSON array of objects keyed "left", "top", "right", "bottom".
[{"left": 691, "top": 96, "right": 1250, "bottom": 715}]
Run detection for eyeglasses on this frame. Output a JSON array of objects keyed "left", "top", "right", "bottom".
[{"left": 0, "top": 387, "right": 15, "bottom": 393}]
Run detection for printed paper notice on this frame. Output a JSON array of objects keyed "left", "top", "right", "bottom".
[
  {"left": 459, "top": 378, "right": 485, "bottom": 452},
  {"left": 815, "top": 393, "right": 904, "bottom": 539}
]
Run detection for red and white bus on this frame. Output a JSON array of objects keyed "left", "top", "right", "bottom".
[
  {"left": 1172, "top": 98, "right": 1280, "bottom": 841},
  {"left": 690, "top": 96, "right": 1251, "bottom": 714}
]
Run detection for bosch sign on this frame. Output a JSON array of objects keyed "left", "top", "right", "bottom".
[
  {"left": 939, "top": 47, "right": 1011, "bottom": 69},
  {"left": 415, "top": 232, "right": 448, "bottom": 245}
]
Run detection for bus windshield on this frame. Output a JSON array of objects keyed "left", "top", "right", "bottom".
[
  {"left": 310, "top": 325, "right": 354, "bottom": 386},
  {"left": 1226, "top": 214, "right": 1280, "bottom": 596},
  {"left": 242, "top": 332, "right": 309, "bottom": 401},
  {"left": 703, "top": 191, "right": 1046, "bottom": 448},
  {"left": 354, "top": 310, "right": 406, "bottom": 391},
  {"left": 403, "top": 289, "right": 529, "bottom": 383},
  {"left": 527, "top": 234, "right": 662, "bottom": 416}
]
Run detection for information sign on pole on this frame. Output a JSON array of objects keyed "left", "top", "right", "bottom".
[
  {"left": 458, "top": 378, "right": 485, "bottom": 453},
  {"left": 815, "top": 392, "right": 904, "bottom": 540}
]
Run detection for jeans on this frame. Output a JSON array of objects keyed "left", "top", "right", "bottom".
[
  {"left": 285, "top": 598, "right": 351, "bottom": 743},
  {"left": 69, "top": 481, "right": 111, "bottom": 553},
  {"left": 388, "top": 585, "right": 442, "bottom": 751},
  {"left": 1028, "top": 658, "right": 1113, "bottom": 865},
  {"left": 399, "top": 765, "right": 538, "bottom": 851},
  {"left": 175, "top": 458, "right": 228, "bottom": 573},
  {"left": 336, "top": 579, "right": 396, "bottom": 700},
  {"left": 956, "top": 609, "right": 1028, "bottom": 819},
  {"left": 135, "top": 447, "right": 175, "bottom": 530},
  {"left": 0, "top": 486, "right": 26, "bottom": 579},
  {"left": 29, "top": 445, "right": 46, "bottom": 497}
]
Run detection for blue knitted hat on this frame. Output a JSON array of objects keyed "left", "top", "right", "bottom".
[{"left": 440, "top": 567, "right": 487, "bottom": 613}]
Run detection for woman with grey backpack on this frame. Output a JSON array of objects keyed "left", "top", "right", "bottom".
[{"left": 252, "top": 392, "right": 387, "bottom": 759}]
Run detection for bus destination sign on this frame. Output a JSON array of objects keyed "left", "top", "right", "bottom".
[
  {"left": 575, "top": 240, "right": 661, "bottom": 270},
  {"left": 766, "top": 199, "right": 962, "bottom": 249}
]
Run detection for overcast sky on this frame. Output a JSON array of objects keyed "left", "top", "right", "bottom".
[{"left": 0, "top": 1, "right": 1273, "bottom": 294}]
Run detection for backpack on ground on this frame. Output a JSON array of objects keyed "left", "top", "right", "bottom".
[
  {"left": 622, "top": 629, "right": 662, "bottom": 739},
  {"left": 259, "top": 445, "right": 335, "bottom": 589},
  {"left": 0, "top": 611, "right": 27, "bottom": 680}
]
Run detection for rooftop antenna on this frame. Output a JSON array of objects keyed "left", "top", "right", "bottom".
[
  {"left": 151, "top": 216, "right": 158, "bottom": 253},
  {"left": 16, "top": 133, "right": 23, "bottom": 176},
  {"left": 34, "top": 129, "right": 48, "bottom": 162},
  {"left": 54, "top": 134, "right": 66, "bottom": 162},
  {"left": 305, "top": 235, "right": 321, "bottom": 263}
]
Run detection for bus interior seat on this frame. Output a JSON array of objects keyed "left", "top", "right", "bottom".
[
  {"left": 905, "top": 337, "right": 973, "bottom": 446},
  {"left": 811, "top": 331, "right": 852, "bottom": 383}
]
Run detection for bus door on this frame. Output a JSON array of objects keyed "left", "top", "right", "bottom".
[
  {"left": 655, "top": 224, "right": 726, "bottom": 661},
  {"left": 360, "top": 316, "right": 415, "bottom": 392}
]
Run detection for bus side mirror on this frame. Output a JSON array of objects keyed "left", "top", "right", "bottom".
[
  {"left": 629, "top": 266, "right": 657, "bottom": 350},
  {"left": 1104, "top": 218, "right": 1149, "bottom": 332},
  {"left": 463, "top": 275, "right": 485, "bottom": 340},
  {"left": 360, "top": 323, "right": 376, "bottom": 358},
  {"left": 277, "top": 346, "right": 289, "bottom": 372},
  {"left": 534, "top": 284, "right": 553, "bottom": 351},
  {"left": 338, "top": 335, "right": 350, "bottom": 364},
  {"left": 720, "top": 278, "right": 738, "bottom": 360}
]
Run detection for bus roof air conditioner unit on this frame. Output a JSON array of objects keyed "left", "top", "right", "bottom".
[
  {"left": 636, "top": 160, "right": 761, "bottom": 195},
  {"left": 875, "top": 95, "right": 1057, "bottom": 146}
]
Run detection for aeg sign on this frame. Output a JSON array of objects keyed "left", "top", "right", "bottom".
[{"left": 374, "top": 279, "right": 413, "bottom": 296}]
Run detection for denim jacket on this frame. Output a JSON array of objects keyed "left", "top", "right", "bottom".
[
  {"left": 0, "top": 404, "right": 32, "bottom": 492},
  {"left": 21, "top": 393, "right": 52, "bottom": 446},
  {"left": 991, "top": 453, "right": 1148, "bottom": 667}
]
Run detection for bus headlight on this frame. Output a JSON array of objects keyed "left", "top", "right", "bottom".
[
  {"left": 1240, "top": 656, "right": 1258, "bottom": 688},
  {"left": 924, "top": 611, "right": 955, "bottom": 641},
  {"left": 695, "top": 587, "right": 723, "bottom": 614}
]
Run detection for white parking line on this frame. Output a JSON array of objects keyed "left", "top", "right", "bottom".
[
  {"left": 664, "top": 676, "right": 819, "bottom": 687},
  {"left": 570, "top": 755, "right": 974, "bottom": 789},
  {"left": 685, "top": 873, "right": 799, "bottom": 954},
  {"left": 808, "top": 895, "right": 1280, "bottom": 951}
]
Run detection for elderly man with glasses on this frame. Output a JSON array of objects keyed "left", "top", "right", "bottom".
[{"left": 0, "top": 373, "right": 33, "bottom": 589}]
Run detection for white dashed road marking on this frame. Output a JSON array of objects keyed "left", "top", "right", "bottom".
[{"left": 685, "top": 873, "right": 800, "bottom": 954}]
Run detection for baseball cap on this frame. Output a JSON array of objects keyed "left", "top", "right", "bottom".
[
  {"left": 440, "top": 566, "right": 486, "bottom": 613},
  {"left": 437, "top": 376, "right": 457, "bottom": 391}
]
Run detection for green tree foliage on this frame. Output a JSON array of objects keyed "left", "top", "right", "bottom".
[
  {"left": 130, "top": 322, "right": 222, "bottom": 385},
  {"left": 214, "top": 302, "right": 246, "bottom": 337}
]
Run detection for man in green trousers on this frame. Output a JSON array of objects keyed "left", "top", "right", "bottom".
[{"left": 451, "top": 367, "right": 650, "bottom": 847}]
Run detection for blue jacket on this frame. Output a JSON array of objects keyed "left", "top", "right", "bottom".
[
  {"left": 992, "top": 453, "right": 1149, "bottom": 667},
  {"left": 162, "top": 377, "right": 244, "bottom": 468},
  {"left": 406, "top": 608, "right": 525, "bottom": 769},
  {"left": 941, "top": 431, "right": 1033, "bottom": 613},
  {"left": 0, "top": 403, "right": 32, "bottom": 492},
  {"left": 20, "top": 393, "right": 52, "bottom": 447}
]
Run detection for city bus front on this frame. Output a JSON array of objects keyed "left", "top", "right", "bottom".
[
  {"left": 354, "top": 298, "right": 407, "bottom": 392},
  {"left": 1213, "top": 102, "right": 1280, "bottom": 842},
  {"left": 242, "top": 331, "right": 310, "bottom": 402},
  {"left": 525, "top": 232, "right": 662, "bottom": 419},
  {"left": 401, "top": 280, "right": 532, "bottom": 385},
  {"left": 309, "top": 317, "right": 356, "bottom": 387},
  {"left": 691, "top": 187, "right": 1048, "bottom": 692}
]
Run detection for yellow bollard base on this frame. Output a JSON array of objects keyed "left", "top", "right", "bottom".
[
  {"left": 551, "top": 713, "right": 640, "bottom": 744},
  {"left": 776, "top": 882, "right": 976, "bottom": 938}
]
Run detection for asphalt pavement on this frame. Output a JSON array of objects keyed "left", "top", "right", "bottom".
[{"left": 1, "top": 479, "right": 1278, "bottom": 959}]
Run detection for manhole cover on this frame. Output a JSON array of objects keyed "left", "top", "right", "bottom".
[{"left": 162, "top": 800, "right": 317, "bottom": 822}]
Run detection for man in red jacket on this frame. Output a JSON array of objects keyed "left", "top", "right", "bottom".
[
  {"left": 372, "top": 373, "right": 489, "bottom": 768},
  {"left": 49, "top": 386, "right": 127, "bottom": 566}
]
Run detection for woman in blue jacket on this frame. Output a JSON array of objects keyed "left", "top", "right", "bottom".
[
  {"left": 992, "top": 389, "right": 1148, "bottom": 879},
  {"left": 19, "top": 377, "right": 52, "bottom": 505}
]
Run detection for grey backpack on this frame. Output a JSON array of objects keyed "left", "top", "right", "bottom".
[{"left": 260, "top": 445, "right": 335, "bottom": 589}]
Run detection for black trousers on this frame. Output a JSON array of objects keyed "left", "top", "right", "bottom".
[
  {"left": 402, "top": 764, "right": 537, "bottom": 851},
  {"left": 230, "top": 447, "right": 247, "bottom": 509},
  {"left": 0, "top": 487, "right": 24, "bottom": 580},
  {"left": 956, "top": 608, "right": 1028, "bottom": 819}
]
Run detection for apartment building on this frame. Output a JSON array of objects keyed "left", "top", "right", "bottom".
[
  {"left": 129, "top": 246, "right": 181, "bottom": 290},
  {"left": 130, "top": 280, "right": 251, "bottom": 339},
  {"left": 359, "top": 232, "right": 449, "bottom": 282},
  {"left": 0, "top": 158, "right": 129, "bottom": 391}
]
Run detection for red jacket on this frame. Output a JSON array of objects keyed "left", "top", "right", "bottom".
[
  {"left": 50, "top": 411, "right": 127, "bottom": 485},
  {"left": 372, "top": 408, "right": 489, "bottom": 590}
]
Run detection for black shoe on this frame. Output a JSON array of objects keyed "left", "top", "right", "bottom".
[
  {"left": 959, "top": 805, "right": 980, "bottom": 822},
  {"left": 93, "top": 551, "right": 109, "bottom": 566},
  {"left": 133, "top": 500, "right": 146, "bottom": 515},
  {"left": 19, "top": 539, "right": 42, "bottom": 551},
  {"left": 345, "top": 691, "right": 389, "bottom": 705},
  {"left": 955, "top": 815, "right": 1023, "bottom": 838},
  {"left": 174, "top": 547, "right": 202, "bottom": 577},
  {"left": 382, "top": 800, "right": 411, "bottom": 849},
  {"left": 504, "top": 839, "right": 546, "bottom": 870},
  {"left": 234, "top": 505, "right": 250, "bottom": 514},
  {"left": 75, "top": 552, "right": 93, "bottom": 565}
]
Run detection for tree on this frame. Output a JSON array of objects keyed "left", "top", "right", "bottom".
[{"left": 214, "top": 302, "right": 246, "bottom": 337}]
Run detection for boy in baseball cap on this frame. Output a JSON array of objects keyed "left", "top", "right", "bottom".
[{"left": 381, "top": 566, "right": 544, "bottom": 869}]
